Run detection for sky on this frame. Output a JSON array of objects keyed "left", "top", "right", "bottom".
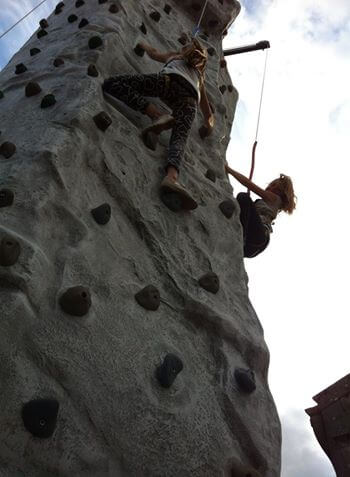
[{"left": 0, "top": 0, "right": 349, "bottom": 475}]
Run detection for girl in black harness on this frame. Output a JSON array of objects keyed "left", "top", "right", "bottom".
[
  {"left": 102, "top": 39, "right": 214, "bottom": 210},
  {"left": 225, "top": 164, "right": 296, "bottom": 257}
]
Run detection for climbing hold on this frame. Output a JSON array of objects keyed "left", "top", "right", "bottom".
[
  {"left": 178, "top": 33, "right": 189, "bottom": 45},
  {"left": 135, "top": 285, "right": 160, "bottom": 311},
  {"left": 228, "top": 85, "right": 234, "bottom": 93},
  {"left": 41, "top": 94, "right": 56, "bottom": 109},
  {"left": 160, "top": 192, "right": 183, "bottom": 212},
  {"left": 93, "top": 111, "right": 112, "bottom": 132},
  {"left": 87, "top": 64, "right": 98, "bottom": 77},
  {"left": 15, "top": 63, "right": 27, "bottom": 75},
  {"left": 198, "top": 272, "right": 220, "bottom": 294},
  {"left": 59, "top": 286, "right": 91, "bottom": 317},
  {"left": 37, "top": 29, "right": 48, "bottom": 39},
  {"left": 156, "top": 354, "right": 183, "bottom": 388},
  {"left": 75, "top": 0, "right": 84, "bottom": 7},
  {"left": 22, "top": 399, "right": 59, "bottom": 439},
  {"left": 0, "top": 142, "right": 16, "bottom": 159},
  {"left": 219, "top": 85, "right": 227, "bottom": 94},
  {"left": 134, "top": 43, "right": 145, "bottom": 57},
  {"left": 55, "top": 2, "right": 65, "bottom": 14},
  {"left": 25, "top": 82, "right": 42, "bottom": 97},
  {"left": 220, "top": 59, "right": 227, "bottom": 68},
  {"left": 98, "top": 0, "right": 107, "bottom": 3},
  {"left": 205, "top": 168, "right": 216, "bottom": 183},
  {"left": 207, "top": 47, "right": 215, "bottom": 56},
  {"left": 30, "top": 47, "right": 41, "bottom": 56},
  {"left": 149, "top": 11, "right": 161, "bottom": 22},
  {"left": 191, "top": 2, "right": 201, "bottom": 11},
  {"left": 39, "top": 19, "right": 49, "bottom": 29},
  {"left": 0, "top": 189, "right": 14, "bottom": 208},
  {"left": 78, "top": 18, "right": 89, "bottom": 28},
  {"left": 0, "top": 236, "right": 21, "bottom": 267},
  {"left": 219, "top": 199, "right": 235, "bottom": 219},
  {"left": 234, "top": 368, "right": 256, "bottom": 394},
  {"left": 109, "top": 4, "right": 119, "bottom": 13},
  {"left": 53, "top": 58, "right": 64, "bottom": 67},
  {"left": 90, "top": 203, "right": 111, "bottom": 225},
  {"left": 89, "top": 36, "right": 103, "bottom": 49},
  {"left": 139, "top": 23, "right": 147, "bottom": 35},
  {"left": 198, "top": 125, "right": 210, "bottom": 140},
  {"left": 0, "top": 91, "right": 3, "bottom": 99},
  {"left": 164, "top": 4, "right": 172, "bottom": 14},
  {"left": 68, "top": 14, "right": 78, "bottom": 23}
]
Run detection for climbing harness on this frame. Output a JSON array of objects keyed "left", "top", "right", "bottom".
[
  {"left": 193, "top": 0, "right": 210, "bottom": 37},
  {"left": 247, "top": 47, "right": 269, "bottom": 191},
  {"left": 0, "top": 0, "right": 50, "bottom": 41}
]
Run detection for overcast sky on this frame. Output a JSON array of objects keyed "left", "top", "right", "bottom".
[{"left": 1, "top": 0, "right": 349, "bottom": 475}]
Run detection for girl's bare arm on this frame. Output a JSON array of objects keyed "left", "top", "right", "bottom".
[{"left": 137, "top": 42, "right": 179, "bottom": 63}]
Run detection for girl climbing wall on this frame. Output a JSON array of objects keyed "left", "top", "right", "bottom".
[
  {"left": 225, "top": 164, "right": 296, "bottom": 257},
  {"left": 102, "top": 38, "right": 214, "bottom": 211}
]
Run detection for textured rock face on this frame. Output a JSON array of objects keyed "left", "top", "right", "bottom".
[{"left": 0, "top": 0, "right": 281, "bottom": 475}]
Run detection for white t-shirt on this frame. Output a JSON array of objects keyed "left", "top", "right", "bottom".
[{"left": 161, "top": 58, "right": 201, "bottom": 102}]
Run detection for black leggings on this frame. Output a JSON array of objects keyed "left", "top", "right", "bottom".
[
  {"left": 236, "top": 193, "right": 270, "bottom": 258},
  {"left": 102, "top": 73, "right": 197, "bottom": 173}
]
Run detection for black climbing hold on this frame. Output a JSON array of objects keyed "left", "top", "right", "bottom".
[
  {"left": 37, "top": 29, "right": 48, "bottom": 39},
  {"left": 0, "top": 236, "right": 21, "bottom": 267},
  {"left": 15, "top": 63, "right": 27, "bottom": 75},
  {"left": 178, "top": 33, "right": 188, "bottom": 45},
  {"left": 228, "top": 85, "right": 234, "bottom": 93},
  {"left": 199, "top": 125, "right": 209, "bottom": 140},
  {"left": 220, "top": 59, "right": 227, "bottom": 68},
  {"left": 134, "top": 43, "right": 145, "bottom": 57},
  {"left": 149, "top": 11, "right": 161, "bottom": 22},
  {"left": 0, "top": 189, "right": 14, "bottom": 208},
  {"left": 219, "top": 85, "right": 227, "bottom": 94},
  {"left": 91, "top": 203, "right": 111, "bottom": 225},
  {"left": 156, "top": 354, "right": 183, "bottom": 388},
  {"left": 164, "top": 4, "right": 172, "bottom": 14},
  {"left": 53, "top": 58, "right": 64, "bottom": 67},
  {"left": 93, "top": 111, "right": 112, "bottom": 132},
  {"left": 68, "top": 14, "right": 78, "bottom": 23},
  {"left": 30, "top": 47, "right": 41, "bottom": 56},
  {"left": 198, "top": 272, "right": 220, "bottom": 294},
  {"left": 205, "top": 168, "right": 216, "bottom": 183},
  {"left": 87, "top": 64, "right": 99, "bottom": 77},
  {"left": 139, "top": 23, "right": 147, "bottom": 35},
  {"left": 219, "top": 199, "right": 235, "bottom": 219},
  {"left": 160, "top": 192, "right": 183, "bottom": 212},
  {"left": 59, "top": 286, "right": 91, "bottom": 317},
  {"left": 39, "top": 19, "right": 49, "bottom": 29},
  {"left": 78, "top": 18, "right": 89, "bottom": 28},
  {"left": 22, "top": 399, "right": 59, "bottom": 439},
  {"left": 0, "top": 142, "right": 16, "bottom": 159},
  {"left": 109, "top": 4, "right": 119, "bottom": 13},
  {"left": 234, "top": 368, "right": 256, "bottom": 394},
  {"left": 98, "top": 0, "right": 107, "bottom": 3},
  {"left": 207, "top": 47, "right": 215, "bottom": 56},
  {"left": 41, "top": 94, "right": 56, "bottom": 109},
  {"left": 191, "top": 2, "right": 201, "bottom": 11},
  {"left": 89, "top": 36, "right": 103, "bottom": 49},
  {"left": 135, "top": 285, "right": 160, "bottom": 311},
  {"left": 0, "top": 91, "right": 3, "bottom": 99},
  {"left": 25, "top": 82, "right": 42, "bottom": 97},
  {"left": 55, "top": 1, "right": 65, "bottom": 14},
  {"left": 75, "top": 0, "right": 84, "bottom": 7}
]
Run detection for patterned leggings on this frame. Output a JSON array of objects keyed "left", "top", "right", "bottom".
[{"left": 102, "top": 73, "right": 197, "bottom": 173}]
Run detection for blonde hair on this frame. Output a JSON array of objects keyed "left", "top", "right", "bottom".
[
  {"left": 181, "top": 38, "right": 208, "bottom": 84},
  {"left": 267, "top": 174, "right": 296, "bottom": 214}
]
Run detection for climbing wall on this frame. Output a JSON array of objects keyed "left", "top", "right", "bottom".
[{"left": 0, "top": 0, "right": 281, "bottom": 476}]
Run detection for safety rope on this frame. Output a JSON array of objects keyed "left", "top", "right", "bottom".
[
  {"left": 193, "top": 0, "right": 210, "bottom": 37},
  {"left": 0, "top": 0, "right": 50, "bottom": 41},
  {"left": 248, "top": 48, "right": 269, "bottom": 188}
]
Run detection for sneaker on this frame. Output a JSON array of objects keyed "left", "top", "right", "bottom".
[
  {"left": 143, "top": 114, "right": 174, "bottom": 135},
  {"left": 160, "top": 176, "right": 198, "bottom": 210}
]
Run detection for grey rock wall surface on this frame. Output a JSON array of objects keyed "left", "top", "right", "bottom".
[{"left": 0, "top": 0, "right": 281, "bottom": 475}]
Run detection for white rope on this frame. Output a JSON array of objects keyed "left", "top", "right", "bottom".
[
  {"left": 255, "top": 48, "right": 269, "bottom": 142},
  {"left": 0, "top": 0, "right": 50, "bottom": 41},
  {"left": 193, "top": 0, "right": 210, "bottom": 37}
]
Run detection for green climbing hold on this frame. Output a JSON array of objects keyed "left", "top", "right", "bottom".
[
  {"left": 30, "top": 47, "right": 41, "bottom": 56},
  {"left": 59, "top": 286, "right": 91, "bottom": 317},
  {"left": 39, "top": 19, "right": 49, "bottom": 29},
  {"left": 198, "top": 272, "right": 220, "bottom": 294},
  {"left": 0, "top": 142, "right": 16, "bottom": 159},
  {"left": 87, "top": 64, "right": 98, "bottom": 77},
  {"left": 41, "top": 94, "right": 56, "bottom": 109},
  {"left": 15, "top": 63, "right": 27, "bottom": 75},
  {"left": 37, "top": 29, "right": 48, "bottom": 39},
  {"left": 53, "top": 58, "right": 64, "bottom": 67},
  {"left": 219, "top": 199, "right": 235, "bottom": 219},
  {"left": 0, "top": 189, "right": 14, "bottom": 208},
  {"left": 89, "top": 36, "right": 103, "bottom": 49},
  {"left": 25, "top": 82, "right": 42, "bottom": 97},
  {"left": 0, "top": 236, "right": 21, "bottom": 267},
  {"left": 93, "top": 111, "right": 112, "bottom": 131},
  {"left": 149, "top": 11, "right": 161, "bottom": 22},
  {"left": 68, "top": 14, "right": 78, "bottom": 23},
  {"left": 78, "top": 18, "right": 89, "bottom": 28},
  {"left": 135, "top": 285, "right": 160, "bottom": 311}
]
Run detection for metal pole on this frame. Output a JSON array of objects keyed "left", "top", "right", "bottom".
[{"left": 223, "top": 40, "right": 270, "bottom": 56}]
